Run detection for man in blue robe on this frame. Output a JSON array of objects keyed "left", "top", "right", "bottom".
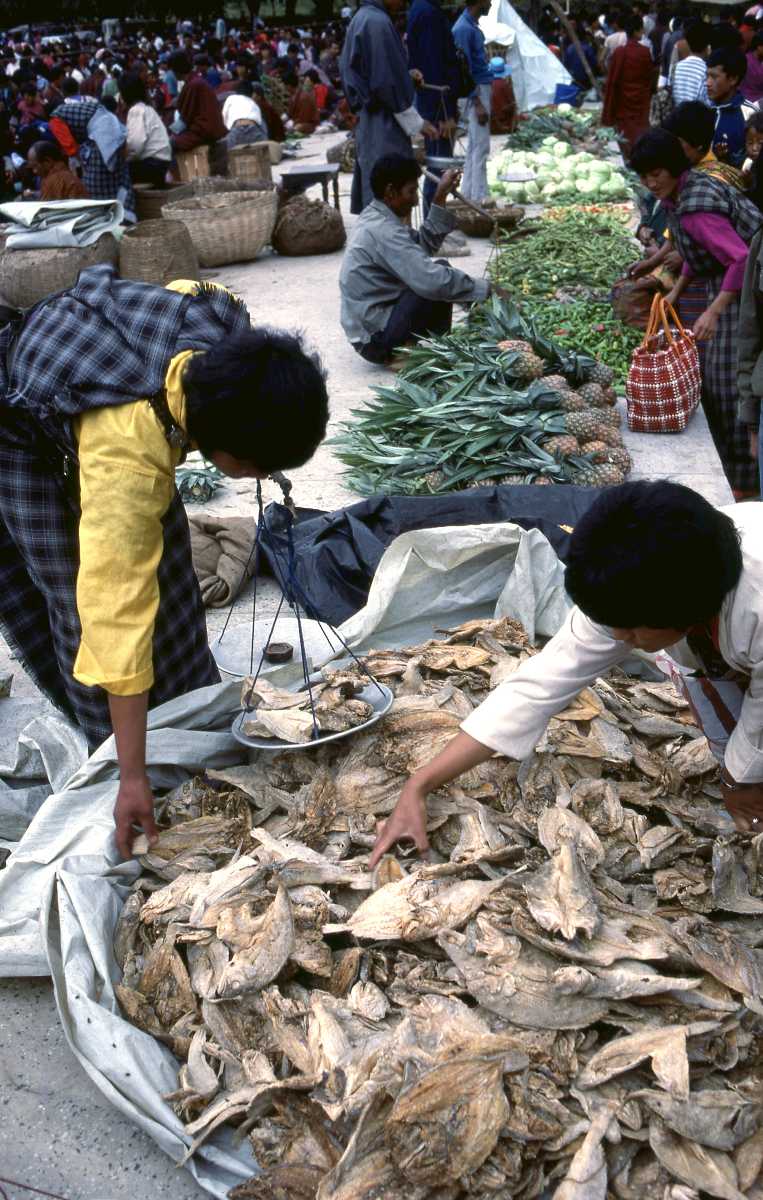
[
  {"left": 340, "top": 0, "right": 438, "bottom": 213},
  {"left": 407, "top": 0, "right": 461, "bottom": 213}
]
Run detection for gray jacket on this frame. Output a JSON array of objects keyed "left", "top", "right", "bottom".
[
  {"left": 738, "top": 226, "right": 763, "bottom": 429},
  {"left": 339, "top": 199, "right": 490, "bottom": 347}
]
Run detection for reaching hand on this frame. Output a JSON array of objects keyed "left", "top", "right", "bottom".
[
  {"left": 368, "top": 780, "right": 429, "bottom": 868},
  {"left": 722, "top": 782, "right": 763, "bottom": 833},
  {"left": 433, "top": 167, "right": 461, "bottom": 205},
  {"left": 410, "top": 68, "right": 424, "bottom": 87},
  {"left": 628, "top": 259, "right": 652, "bottom": 280},
  {"left": 421, "top": 120, "right": 440, "bottom": 140},
  {"left": 439, "top": 117, "right": 457, "bottom": 141},
  {"left": 475, "top": 104, "right": 490, "bottom": 127},
  {"left": 692, "top": 307, "right": 719, "bottom": 341},
  {"left": 114, "top": 774, "right": 158, "bottom": 859}
]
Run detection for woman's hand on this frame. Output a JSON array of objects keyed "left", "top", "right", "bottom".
[
  {"left": 628, "top": 258, "right": 653, "bottom": 279},
  {"left": 114, "top": 773, "right": 158, "bottom": 859},
  {"left": 721, "top": 775, "right": 763, "bottom": 833},
  {"left": 368, "top": 779, "right": 429, "bottom": 868},
  {"left": 693, "top": 307, "right": 719, "bottom": 341}
]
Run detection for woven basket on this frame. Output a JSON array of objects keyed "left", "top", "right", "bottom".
[
  {"left": 176, "top": 145, "right": 210, "bottom": 182},
  {"left": 163, "top": 188, "right": 278, "bottom": 266},
  {"left": 119, "top": 219, "right": 199, "bottom": 285},
  {"left": 0, "top": 233, "right": 119, "bottom": 307},
  {"left": 228, "top": 142, "right": 273, "bottom": 184},
  {"left": 446, "top": 200, "right": 523, "bottom": 238},
  {"left": 170, "top": 176, "right": 273, "bottom": 201},
  {"left": 134, "top": 183, "right": 182, "bottom": 222}
]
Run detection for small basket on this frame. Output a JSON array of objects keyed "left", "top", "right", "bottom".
[
  {"left": 133, "top": 183, "right": 182, "bottom": 222},
  {"left": 163, "top": 188, "right": 278, "bottom": 266},
  {"left": 0, "top": 233, "right": 119, "bottom": 307},
  {"left": 119, "top": 219, "right": 199, "bottom": 285},
  {"left": 176, "top": 145, "right": 210, "bottom": 182},
  {"left": 228, "top": 142, "right": 273, "bottom": 184}
]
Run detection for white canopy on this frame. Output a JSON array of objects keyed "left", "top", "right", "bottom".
[{"left": 480, "top": 0, "right": 572, "bottom": 111}]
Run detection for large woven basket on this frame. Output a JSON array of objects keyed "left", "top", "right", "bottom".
[
  {"left": 119, "top": 219, "right": 199, "bottom": 285},
  {"left": 0, "top": 233, "right": 119, "bottom": 307},
  {"left": 170, "top": 176, "right": 273, "bottom": 201},
  {"left": 163, "top": 188, "right": 278, "bottom": 266},
  {"left": 228, "top": 142, "right": 273, "bottom": 184}
]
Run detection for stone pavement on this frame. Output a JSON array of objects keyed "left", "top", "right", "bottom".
[{"left": 0, "top": 131, "right": 733, "bottom": 1199}]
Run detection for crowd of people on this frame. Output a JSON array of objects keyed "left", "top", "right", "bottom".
[{"left": 0, "top": 17, "right": 360, "bottom": 215}]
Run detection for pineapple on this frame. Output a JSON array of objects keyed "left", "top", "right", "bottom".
[
  {"left": 602, "top": 386, "right": 618, "bottom": 406},
  {"left": 605, "top": 447, "right": 632, "bottom": 473},
  {"left": 597, "top": 426, "right": 624, "bottom": 448},
  {"left": 424, "top": 470, "right": 445, "bottom": 492},
  {"left": 580, "top": 440, "right": 609, "bottom": 463},
  {"left": 556, "top": 390, "right": 588, "bottom": 412},
  {"left": 499, "top": 474, "right": 528, "bottom": 485},
  {"left": 585, "top": 361, "right": 614, "bottom": 387},
  {"left": 593, "top": 407, "right": 621, "bottom": 428},
  {"left": 563, "top": 409, "right": 605, "bottom": 443},
  {"left": 533, "top": 476, "right": 553, "bottom": 485},
  {"left": 572, "top": 462, "right": 625, "bottom": 487},
  {"left": 544, "top": 434, "right": 580, "bottom": 460},
  {"left": 577, "top": 382, "right": 607, "bottom": 408},
  {"left": 543, "top": 373, "right": 570, "bottom": 391},
  {"left": 497, "top": 339, "right": 545, "bottom": 381}
]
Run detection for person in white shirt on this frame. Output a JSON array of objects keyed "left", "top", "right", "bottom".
[
  {"left": 603, "top": 13, "right": 627, "bottom": 68},
  {"left": 222, "top": 81, "right": 268, "bottom": 149},
  {"left": 370, "top": 481, "right": 763, "bottom": 867},
  {"left": 671, "top": 20, "right": 710, "bottom": 104},
  {"left": 120, "top": 72, "right": 172, "bottom": 187}
]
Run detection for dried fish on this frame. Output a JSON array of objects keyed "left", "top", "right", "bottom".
[{"left": 111, "top": 616, "right": 763, "bottom": 1199}]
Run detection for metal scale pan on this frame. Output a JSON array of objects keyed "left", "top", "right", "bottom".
[{"left": 232, "top": 678, "right": 394, "bottom": 753}]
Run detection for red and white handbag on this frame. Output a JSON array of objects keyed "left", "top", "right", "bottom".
[{"left": 625, "top": 294, "right": 701, "bottom": 433}]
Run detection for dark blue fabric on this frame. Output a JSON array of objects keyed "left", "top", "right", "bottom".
[
  {"left": 563, "top": 41, "right": 597, "bottom": 89},
  {"left": 407, "top": 0, "right": 459, "bottom": 121},
  {"left": 712, "top": 91, "right": 748, "bottom": 169},
  {"left": 452, "top": 10, "right": 492, "bottom": 89},
  {"left": 261, "top": 487, "right": 603, "bottom": 625}
]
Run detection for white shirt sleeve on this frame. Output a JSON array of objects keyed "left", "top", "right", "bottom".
[
  {"left": 460, "top": 607, "right": 631, "bottom": 760},
  {"left": 394, "top": 105, "right": 425, "bottom": 137}
]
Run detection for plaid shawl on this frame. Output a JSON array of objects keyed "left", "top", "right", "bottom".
[
  {"left": 52, "top": 99, "right": 137, "bottom": 215},
  {"left": 0, "top": 266, "right": 251, "bottom": 452},
  {"left": 673, "top": 170, "right": 762, "bottom": 276}
]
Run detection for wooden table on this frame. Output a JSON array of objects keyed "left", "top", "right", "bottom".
[{"left": 281, "top": 162, "right": 341, "bottom": 210}]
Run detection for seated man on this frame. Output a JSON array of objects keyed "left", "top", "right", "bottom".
[{"left": 339, "top": 154, "right": 494, "bottom": 365}]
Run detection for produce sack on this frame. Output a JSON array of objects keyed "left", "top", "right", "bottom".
[
  {"left": 271, "top": 194, "right": 346, "bottom": 256},
  {"left": 611, "top": 272, "right": 663, "bottom": 330},
  {"left": 625, "top": 293, "right": 700, "bottom": 433}
]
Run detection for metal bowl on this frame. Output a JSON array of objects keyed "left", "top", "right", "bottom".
[
  {"left": 425, "top": 155, "right": 466, "bottom": 170},
  {"left": 232, "top": 680, "right": 394, "bottom": 752}
]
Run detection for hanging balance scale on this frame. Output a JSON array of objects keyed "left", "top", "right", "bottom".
[{"left": 211, "top": 474, "right": 393, "bottom": 752}]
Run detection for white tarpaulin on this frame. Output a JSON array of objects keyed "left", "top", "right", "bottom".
[
  {"left": 0, "top": 521, "right": 569, "bottom": 1196},
  {"left": 480, "top": 0, "right": 572, "bottom": 111}
]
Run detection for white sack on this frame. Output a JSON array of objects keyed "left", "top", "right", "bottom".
[{"left": 481, "top": 0, "right": 571, "bottom": 110}]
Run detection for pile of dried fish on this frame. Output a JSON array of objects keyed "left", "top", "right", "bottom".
[
  {"left": 240, "top": 675, "right": 374, "bottom": 743},
  {"left": 115, "top": 617, "right": 763, "bottom": 1200}
]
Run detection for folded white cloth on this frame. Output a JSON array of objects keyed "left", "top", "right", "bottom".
[{"left": 0, "top": 199, "right": 124, "bottom": 248}]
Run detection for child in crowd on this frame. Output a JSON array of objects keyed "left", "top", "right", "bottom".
[{"left": 707, "top": 46, "right": 755, "bottom": 168}]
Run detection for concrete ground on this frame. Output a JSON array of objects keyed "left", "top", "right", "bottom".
[{"left": 0, "top": 132, "right": 733, "bottom": 1199}]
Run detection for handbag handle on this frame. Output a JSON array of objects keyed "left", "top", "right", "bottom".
[{"left": 642, "top": 293, "right": 689, "bottom": 347}]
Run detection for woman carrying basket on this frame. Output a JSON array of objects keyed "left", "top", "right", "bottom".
[{"left": 631, "top": 128, "right": 761, "bottom": 497}]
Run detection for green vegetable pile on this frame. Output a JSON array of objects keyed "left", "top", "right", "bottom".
[
  {"left": 505, "top": 104, "right": 616, "bottom": 151},
  {"left": 332, "top": 299, "right": 614, "bottom": 497},
  {"left": 528, "top": 299, "right": 642, "bottom": 388},
  {"left": 490, "top": 207, "right": 639, "bottom": 299}
]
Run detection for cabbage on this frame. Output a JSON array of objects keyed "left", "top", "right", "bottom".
[
  {"left": 525, "top": 181, "right": 541, "bottom": 199},
  {"left": 557, "top": 102, "right": 573, "bottom": 114},
  {"left": 553, "top": 142, "right": 572, "bottom": 158},
  {"left": 535, "top": 152, "right": 555, "bottom": 167},
  {"left": 576, "top": 178, "right": 598, "bottom": 196},
  {"left": 505, "top": 183, "right": 526, "bottom": 202}
]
